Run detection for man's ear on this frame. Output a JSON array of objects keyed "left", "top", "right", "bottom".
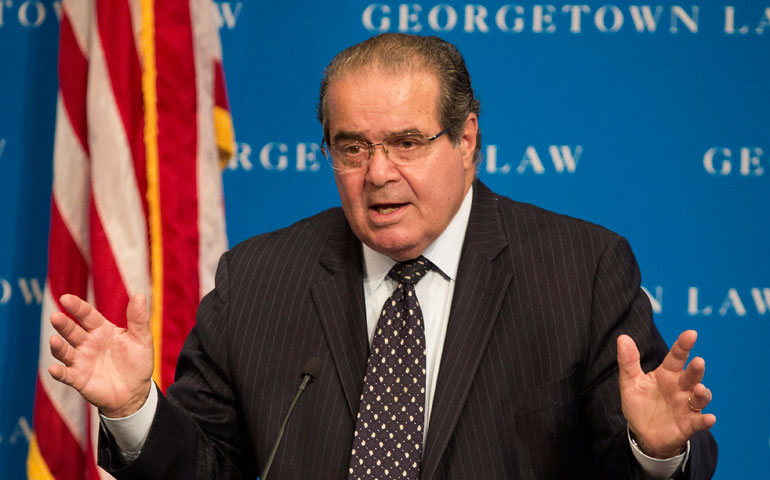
[{"left": 460, "top": 113, "right": 478, "bottom": 169}]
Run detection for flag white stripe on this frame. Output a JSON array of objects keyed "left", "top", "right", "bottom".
[
  {"left": 87, "top": 26, "right": 150, "bottom": 297},
  {"left": 191, "top": 0, "right": 228, "bottom": 297},
  {"left": 53, "top": 95, "right": 91, "bottom": 261}
]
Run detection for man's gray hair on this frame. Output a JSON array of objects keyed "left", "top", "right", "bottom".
[{"left": 317, "top": 33, "right": 482, "bottom": 162}]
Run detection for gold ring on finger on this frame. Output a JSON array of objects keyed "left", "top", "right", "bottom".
[{"left": 688, "top": 392, "right": 702, "bottom": 413}]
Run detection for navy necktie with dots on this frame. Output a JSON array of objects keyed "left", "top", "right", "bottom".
[{"left": 348, "top": 256, "right": 432, "bottom": 480}]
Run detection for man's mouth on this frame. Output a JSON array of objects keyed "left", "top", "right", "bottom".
[{"left": 371, "top": 203, "right": 405, "bottom": 215}]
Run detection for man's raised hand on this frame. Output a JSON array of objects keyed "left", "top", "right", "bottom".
[
  {"left": 617, "top": 330, "right": 716, "bottom": 458},
  {"left": 48, "top": 294, "right": 154, "bottom": 418}
]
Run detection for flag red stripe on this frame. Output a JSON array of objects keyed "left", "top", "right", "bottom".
[
  {"left": 89, "top": 198, "right": 131, "bottom": 329},
  {"left": 213, "top": 60, "right": 230, "bottom": 110},
  {"left": 154, "top": 1, "right": 201, "bottom": 388},
  {"left": 33, "top": 378, "right": 87, "bottom": 478},
  {"left": 96, "top": 0, "right": 149, "bottom": 221},
  {"left": 57, "top": 13, "right": 89, "bottom": 156},
  {"left": 47, "top": 198, "right": 89, "bottom": 302}
]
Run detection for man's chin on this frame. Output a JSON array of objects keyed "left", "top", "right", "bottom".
[{"left": 364, "top": 235, "right": 424, "bottom": 262}]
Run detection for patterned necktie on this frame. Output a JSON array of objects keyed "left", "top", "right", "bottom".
[{"left": 348, "top": 256, "right": 432, "bottom": 480}]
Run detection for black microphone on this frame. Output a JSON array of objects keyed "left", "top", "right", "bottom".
[{"left": 260, "top": 357, "right": 322, "bottom": 480}]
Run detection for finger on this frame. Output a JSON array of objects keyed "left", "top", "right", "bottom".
[
  {"left": 50, "top": 311, "right": 88, "bottom": 347},
  {"left": 60, "top": 294, "right": 105, "bottom": 331},
  {"left": 660, "top": 330, "right": 697, "bottom": 372},
  {"left": 689, "top": 383, "right": 712, "bottom": 411},
  {"left": 48, "top": 363, "right": 70, "bottom": 385},
  {"left": 126, "top": 294, "right": 150, "bottom": 340},
  {"left": 679, "top": 356, "right": 706, "bottom": 391},
  {"left": 616, "top": 334, "right": 643, "bottom": 387},
  {"left": 692, "top": 412, "right": 717, "bottom": 432},
  {"left": 49, "top": 334, "right": 77, "bottom": 367}
]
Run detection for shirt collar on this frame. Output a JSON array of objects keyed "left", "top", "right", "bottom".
[{"left": 362, "top": 185, "right": 474, "bottom": 293}]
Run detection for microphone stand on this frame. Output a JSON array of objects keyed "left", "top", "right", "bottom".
[{"left": 260, "top": 358, "right": 320, "bottom": 480}]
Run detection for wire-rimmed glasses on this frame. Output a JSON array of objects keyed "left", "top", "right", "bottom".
[{"left": 321, "top": 124, "right": 455, "bottom": 172}]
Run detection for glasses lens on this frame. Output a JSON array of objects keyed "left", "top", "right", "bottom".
[
  {"left": 383, "top": 134, "right": 431, "bottom": 161},
  {"left": 330, "top": 141, "right": 368, "bottom": 170}
]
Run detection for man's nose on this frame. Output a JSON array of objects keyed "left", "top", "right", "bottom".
[{"left": 365, "top": 142, "right": 400, "bottom": 185}]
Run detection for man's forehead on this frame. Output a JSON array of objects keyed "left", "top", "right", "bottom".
[
  {"left": 326, "top": 66, "right": 442, "bottom": 130},
  {"left": 329, "top": 64, "right": 439, "bottom": 98}
]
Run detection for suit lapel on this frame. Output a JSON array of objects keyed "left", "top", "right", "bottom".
[
  {"left": 311, "top": 215, "right": 369, "bottom": 420},
  {"left": 421, "top": 182, "right": 513, "bottom": 479}
]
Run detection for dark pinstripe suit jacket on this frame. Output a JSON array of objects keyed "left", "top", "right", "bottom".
[{"left": 99, "top": 181, "right": 717, "bottom": 479}]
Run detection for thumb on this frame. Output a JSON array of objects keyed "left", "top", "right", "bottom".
[
  {"left": 126, "top": 294, "right": 151, "bottom": 340},
  {"left": 617, "top": 334, "right": 643, "bottom": 388}
]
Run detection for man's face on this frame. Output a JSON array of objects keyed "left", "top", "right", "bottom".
[{"left": 326, "top": 67, "right": 477, "bottom": 261}]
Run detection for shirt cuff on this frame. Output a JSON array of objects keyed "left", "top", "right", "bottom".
[
  {"left": 627, "top": 425, "right": 690, "bottom": 479},
  {"left": 100, "top": 383, "right": 158, "bottom": 458}
]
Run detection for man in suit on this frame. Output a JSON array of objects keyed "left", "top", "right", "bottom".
[{"left": 48, "top": 34, "right": 717, "bottom": 478}]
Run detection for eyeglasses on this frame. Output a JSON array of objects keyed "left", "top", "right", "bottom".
[{"left": 321, "top": 124, "right": 455, "bottom": 172}]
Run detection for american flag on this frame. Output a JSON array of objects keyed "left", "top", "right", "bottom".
[{"left": 27, "top": 0, "right": 233, "bottom": 477}]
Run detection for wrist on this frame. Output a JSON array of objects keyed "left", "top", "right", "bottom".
[
  {"left": 101, "top": 382, "right": 153, "bottom": 419},
  {"left": 629, "top": 429, "right": 685, "bottom": 459}
]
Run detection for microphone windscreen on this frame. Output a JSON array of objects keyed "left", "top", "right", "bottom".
[{"left": 301, "top": 357, "right": 322, "bottom": 381}]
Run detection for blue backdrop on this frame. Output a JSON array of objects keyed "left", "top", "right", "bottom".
[{"left": 1, "top": 1, "right": 768, "bottom": 478}]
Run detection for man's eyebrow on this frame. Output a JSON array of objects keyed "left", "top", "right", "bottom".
[
  {"left": 331, "top": 128, "right": 424, "bottom": 143},
  {"left": 331, "top": 131, "right": 367, "bottom": 143},
  {"left": 389, "top": 128, "right": 423, "bottom": 136}
]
